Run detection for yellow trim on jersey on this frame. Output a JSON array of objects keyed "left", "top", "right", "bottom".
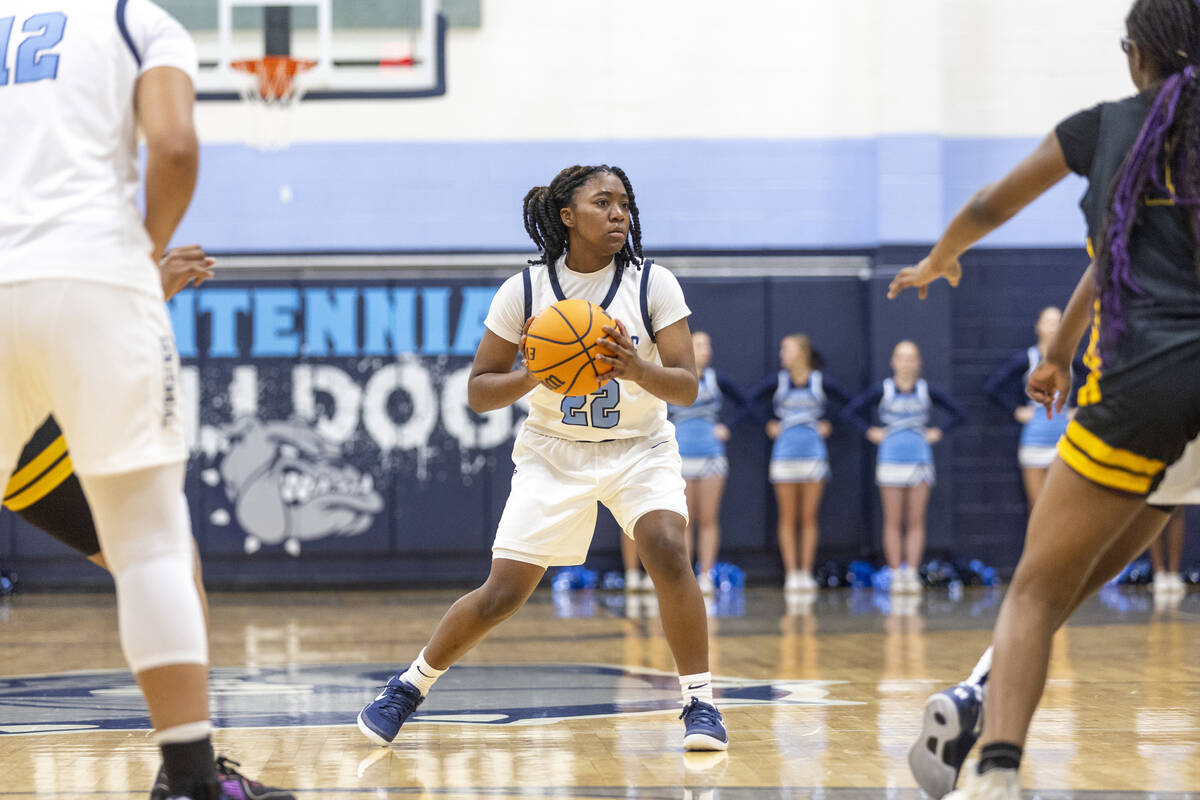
[
  {"left": 1077, "top": 299, "right": 1103, "bottom": 407},
  {"left": 1146, "top": 151, "right": 1177, "bottom": 206},
  {"left": 1065, "top": 418, "right": 1164, "bottom": 475},
  {"left": 1058, "top": 437, "right": 1153, "bottom": 494},
  {"left": 3, "top": 436, "right": 67, "bottom": 500},
  {"left": 2, "top": 455, "right": 74, "bottom": 511}
]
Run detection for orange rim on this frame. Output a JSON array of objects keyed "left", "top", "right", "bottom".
[{"left": 230, "top": 56, "right": 317, "bottom": 100}]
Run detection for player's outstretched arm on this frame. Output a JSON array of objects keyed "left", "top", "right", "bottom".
[
  {"left": 1028, "top": 262, "right": 1095, "bottom": 416},
  {"left": 1047, "top": 262, "right": 1095, "bottom": 369},
  {"left": 138, "top": 67, "right": 199, "bottom": 263},
  {"left": 596, "top": 318, "right": 698, "bottom": 406},
  {"left": 468, "top": 324, "right": 539, "bottom": 414},
  {"left": 888, "top": 131, "right": 1072, "bottom": 300}
]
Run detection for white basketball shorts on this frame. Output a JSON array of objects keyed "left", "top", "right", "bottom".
[
  {"left": 493, "top": 426, "right": 689, "bottom": 568},
  {"left": 1148, "top": 435, "right": 1200, "bottom": 506},
  {"left": 0, "top": 280, "right": 186, "bottom": 479}
]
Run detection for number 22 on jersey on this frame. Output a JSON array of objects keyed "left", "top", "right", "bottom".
[
  {"left": 561, "top": 382, "right": 621, "bottom": 430},
  {"left": 0, "top": 12, "right": 67, "bottom": 86}
]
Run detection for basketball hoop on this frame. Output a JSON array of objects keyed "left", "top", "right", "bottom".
[{"left": 230, "top": 56, "right": 316, "bottom": 149}]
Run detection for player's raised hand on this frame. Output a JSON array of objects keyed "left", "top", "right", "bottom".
[
  {"left": 887, "top": 255, "right": 962, "bottom": 300},
  {"left": 159, "top": 244, "right": 215, "bottom": 300},
  {"left": 596, "top": 319, "right": 647, "bottom": 382},
  {"left": 1026, "top": 359, "right": 1072, "bottom": 418}
]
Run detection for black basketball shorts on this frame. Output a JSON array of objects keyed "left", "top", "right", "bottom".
[{"left": 2, "top": 417, "right": 101, "bottom": 557}]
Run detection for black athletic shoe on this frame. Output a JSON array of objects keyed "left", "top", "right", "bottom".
[
  {"left": 150, "top": 763, "right": 170, "bottom": 800},
  {"left": 149, "top": 756, "right": 295, "bottom": 800}
]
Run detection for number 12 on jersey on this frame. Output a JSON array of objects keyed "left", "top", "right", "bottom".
[
  {"left": 561, "top": 382, "right": 621, "bottom": 429},
  {"left": 0, "top": 12, "right": 67, "bottom": 86}
]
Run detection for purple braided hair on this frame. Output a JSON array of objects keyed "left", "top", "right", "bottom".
[{"left": 1097, "top": 65, "right": 1198, "bottom": 350}]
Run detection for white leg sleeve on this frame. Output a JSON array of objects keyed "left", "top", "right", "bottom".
[{"left": 79, "top": 463, "right": 208, "bottom": 673}]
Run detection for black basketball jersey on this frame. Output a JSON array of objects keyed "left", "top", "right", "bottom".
[{"left": 1058, "top": 92, "right": 1200, "bottom": 388}]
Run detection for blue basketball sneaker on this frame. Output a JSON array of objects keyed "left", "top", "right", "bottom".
[
  {"left": 908, "top": 683, "right": 983, "bottom": 799},
  {"left": 680, "top": 697, "right": 728, "bottom": 751},
  {"left": 357, "top": 673, "right": 424, "bottom": 745}
]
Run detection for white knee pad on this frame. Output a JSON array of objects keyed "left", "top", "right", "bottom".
[{"left": 81, "top": 464, "right": 207, "bottom": 673}]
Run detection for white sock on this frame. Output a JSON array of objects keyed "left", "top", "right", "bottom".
[
  {"left": 966, "top": 645, "right": 993, "bottom": 686},
  {"left": 153, "top": 720, "right": 213, "bottom": 745},
  {"left": 680, "top": 672, "right": 714, "bottom": 706},
  {"left": 400, "top": 649, "right": 447, "bottom": 696}
]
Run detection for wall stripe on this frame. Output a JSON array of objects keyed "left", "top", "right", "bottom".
[{"left": 172, "top": 137, "right": 1088, "bottom": 252}]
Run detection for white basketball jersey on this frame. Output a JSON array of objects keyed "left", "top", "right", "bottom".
[
  {"left": 484, "top": 256, "right": 692, "bottom": 442},
  {"left": 0, "top": 0, "right": 197, "bottom": 298}
]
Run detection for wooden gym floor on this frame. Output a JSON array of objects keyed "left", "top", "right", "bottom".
[{"left": 0, "top": 584, "right": 1198, "bottom": 798}]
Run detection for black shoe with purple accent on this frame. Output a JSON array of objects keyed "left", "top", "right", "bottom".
[{"left": 149, "top": 756, "right": 295, "bottom": 800}]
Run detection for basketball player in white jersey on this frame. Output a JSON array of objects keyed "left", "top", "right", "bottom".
[
  {"left": 0, "top": 2, "right": 287, "bottom": 798},
  {"left": 359, "top": 165, "right": 728, "bottom": 751}
]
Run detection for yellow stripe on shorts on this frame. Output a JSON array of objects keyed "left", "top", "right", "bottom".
[
  {"left": 3, "top": 436, "right": 68, "bottom": 500},
  {"left": 1058, "top": 437, "right": 1153, "bottom": 495},
  {"left": 1065, "top": 419, "right": 1164, "bottom": 477},
  {"left": 2, "top": 453, "right": 75, "bottom": 511}
]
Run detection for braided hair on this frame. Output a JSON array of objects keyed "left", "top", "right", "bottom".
[
  {"left": 1097, "top": 0, "right": 1200, "bottom": 349},
  {"left": 522, "top": 165, "right": 643, "bottom": 268}
]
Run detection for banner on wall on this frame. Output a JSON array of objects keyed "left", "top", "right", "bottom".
[{"left": 170, "top": 279, "right": 524, "bottom": 558}]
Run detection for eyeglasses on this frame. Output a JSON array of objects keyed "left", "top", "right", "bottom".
[{"left": 1121, "top": 36, "right": 1135, "bottom": 54}]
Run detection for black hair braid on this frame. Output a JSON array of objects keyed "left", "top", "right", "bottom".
[
  {"left": 521, "top": 165, "right": 644, "bottom": 268},
  {"left": 521, "top": 186, "right": 552, "bottom": 258},
  {"left": 1177, "top": 66, "right": 1200, "bottom": 272}
]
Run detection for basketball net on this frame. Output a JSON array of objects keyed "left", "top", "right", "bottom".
[{"left": 230, "top": 56, "right": 316, "bottom": 150}]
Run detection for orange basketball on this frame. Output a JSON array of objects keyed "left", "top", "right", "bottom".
[{"left": 524, "top": 299, "right": 616, "bottom": 396}]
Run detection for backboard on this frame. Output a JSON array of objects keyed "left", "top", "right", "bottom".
[{"left": 160, "top": 0, "right": 448, "bottom": 101}]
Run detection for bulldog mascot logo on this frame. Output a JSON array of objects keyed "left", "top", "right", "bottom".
[{"left": 209, "top": 417, "right": 384, "bottom": 556}]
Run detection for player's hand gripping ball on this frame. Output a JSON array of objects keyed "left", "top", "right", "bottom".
[{"left": 524, "top": 299, "right": 616, "bottom": 395}]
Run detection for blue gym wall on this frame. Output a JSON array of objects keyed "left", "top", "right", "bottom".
[
  {"left": 174, "top": 137, "right": 1086, "bottom": 253},
  {"left": 6, "top": 247, "right": 1169, "bottom": 590}
]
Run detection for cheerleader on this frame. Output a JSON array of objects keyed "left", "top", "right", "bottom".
[
  {"left": 752, "top": 334, "right": 849, "bottom": 592},
  {"left": 984, "top": 306, "right": 1072, "bottom": 508},
  {"left": 669, "top": 331, "right": 746, "bottom": 593},
  {"left": 624, "top": 331, "right": 745, "bottom": 593},
  {"left": 1149, "top": 509, "right": 1186, "bottom": 595},
  {"left": 842, "top": 341, "right": 964, "bottom": 592}
]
